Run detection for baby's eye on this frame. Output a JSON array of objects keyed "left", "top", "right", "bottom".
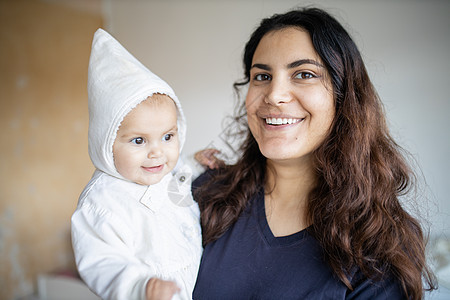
[
  {"left": 254, "top": 73, "right": 271, "bottom": 81},
  {"left": 295, "top": 72, "right": 315, "bottom": 79},
  {"left": 131, "top": 137, "right": 144, "bottom": 145},
  {"left": 163, "top": 134, "right": 173, "bottom": 142}
]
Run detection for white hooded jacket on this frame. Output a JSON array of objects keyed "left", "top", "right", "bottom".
[{"left": 71, "top": 29, "right": 202, "bottom": 300}]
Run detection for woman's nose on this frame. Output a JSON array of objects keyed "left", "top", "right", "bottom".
[{"left": 264, "top": 77, "right": 293, "bottom": 106}]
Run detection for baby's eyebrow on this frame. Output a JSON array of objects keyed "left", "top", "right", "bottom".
[
  {"left": 162, "top": 125, "right": 178, "bottom": 134},
  {"left": 118, "top": 132, "right": 139, "bottom": 139}
]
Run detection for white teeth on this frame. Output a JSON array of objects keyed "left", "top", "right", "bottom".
[{"left": 265, "top": 117, "right": 302, "bottom": 125}]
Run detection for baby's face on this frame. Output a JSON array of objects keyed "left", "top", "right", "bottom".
[{"left": 113, "top": 94, "right": 180, "bottom": 185}]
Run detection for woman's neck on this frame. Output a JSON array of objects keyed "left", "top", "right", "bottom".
[
  {"left": 264, "top": 158, "right": 316, "bottom": 237},
  {"left": 265, "top": 157, "right": 316, "bottom": 202}
]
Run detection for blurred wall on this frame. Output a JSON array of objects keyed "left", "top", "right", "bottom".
[
  {"left": 104, "top": 0, "right": 450, "bottom": 238},
  {"left": 0, "top": 0, "right": 101, "bottom": 299},
  {"left": 0, "top": 0, "right": 449, "bottom": 299}
]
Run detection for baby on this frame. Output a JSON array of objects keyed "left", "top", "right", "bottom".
[{"left": 71, "top": 29, "right": 202, "bottom": 300}]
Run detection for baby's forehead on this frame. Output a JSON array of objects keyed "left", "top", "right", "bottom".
[
  {"left": 147, "top": 93, "right": 174, "bottom": 104},
  {"left": 119, "top": 93, "right": 176, "bottom": 123},
  {"left": 138, "top": 93, "right": 177, "bottom": 112},
  {"left": 133, "top": 93, "right": 174, "bottom": 111},
  {"left": 118, "top": 94, "right": 178, "bottom": 132},
  {"left": 116, "top": 93, "right": 179, "bottom": 133}
]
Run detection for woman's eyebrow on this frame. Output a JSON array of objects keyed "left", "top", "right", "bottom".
[
  {"left": 287, "top": 59, "right": 324, "bottom": 69},
  {"left": 251, "top": 63, "right": 271, "bottom": 71},
  {"left": 251, "top": 59, "right": 324, "bottom": 71}
]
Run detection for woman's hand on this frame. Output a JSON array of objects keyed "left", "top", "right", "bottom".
[
  {"left": 145, "top": 277, "right": 180, "bottom": 300},
  {"left": 194, "top": 148, "right": 225, "bottom": 169}
]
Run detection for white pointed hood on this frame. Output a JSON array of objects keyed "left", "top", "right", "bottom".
[{"left": 87, "top": 28, "right": 186, "bottom": 179}]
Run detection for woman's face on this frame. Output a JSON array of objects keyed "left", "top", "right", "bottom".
[{"left": 245, "top": 27, "right": 335, "bottom": 166}]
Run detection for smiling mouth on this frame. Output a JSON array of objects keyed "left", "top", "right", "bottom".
[
  {"left": 265, "top": 117, "right": 304, "bottom": 125},
  {"left": 142, "top": 165, "right": 164, "bottom": 173}
]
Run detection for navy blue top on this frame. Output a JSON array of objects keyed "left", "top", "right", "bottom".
[{"left": 192, "top": 173, "right": 405, "bottom": 299}]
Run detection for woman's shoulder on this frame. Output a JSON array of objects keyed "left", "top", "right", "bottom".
[
  {"left": 346, "top": 268, "right": 406, "bottom": 299},
  {"left": 192, "top": 168, "right": 221, "bottom": 193}
]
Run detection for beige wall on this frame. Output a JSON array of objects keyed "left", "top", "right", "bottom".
[{"left": 0, "top": 0, "right": 101, "bottom": 298}]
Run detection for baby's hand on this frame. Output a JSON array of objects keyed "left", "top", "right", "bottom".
[
  {"left": 145, "top": 277, "right": 180, "bottom": 300},
  {"left": 195, "top": 148, "right": 225, "bottom": 169}
]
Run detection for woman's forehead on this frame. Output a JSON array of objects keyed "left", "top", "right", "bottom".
[{"left": 253, "top": 27, "right": 322, "bottom": 65}]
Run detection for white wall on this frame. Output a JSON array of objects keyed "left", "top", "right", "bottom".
[{"left": 102, "top": 0, "right": 449, "bottom": 238}]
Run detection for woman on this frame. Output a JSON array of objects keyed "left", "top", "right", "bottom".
[{"left": 192, "top": 7, "right": 436, "bottom": 300}]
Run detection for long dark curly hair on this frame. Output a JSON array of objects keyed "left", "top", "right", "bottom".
[{"left": 195, "top": 7, "right": 436, "bottom": 299}]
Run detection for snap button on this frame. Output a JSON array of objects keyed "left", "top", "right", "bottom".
[{"left": 179, "top": 176, "right": 186, "bottom": 182}]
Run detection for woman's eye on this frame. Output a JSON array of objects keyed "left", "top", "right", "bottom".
[
  {"left": 295, "top": 72, "right": 315, "bottom": 79},
  {"left": 254, "top": 74, "right": 271, "bottom": 81},
  {"left": 131, "top": 137, "right": 144, "bottom": 145},
  {"left": 163, "top": 134, "right": 173, "bottom": 142}
]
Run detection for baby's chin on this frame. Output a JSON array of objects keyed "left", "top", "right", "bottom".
[{"left": 135, "top": 170, "right": 171, "bottom": 186}]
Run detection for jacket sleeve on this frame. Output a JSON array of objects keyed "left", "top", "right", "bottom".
[{"left": 71, "top": 202, "right": 153, "bottom": 300}]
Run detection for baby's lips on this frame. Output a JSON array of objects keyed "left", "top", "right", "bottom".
[{"left": 142, "top": 165, "right": 164, "bottom": 173}]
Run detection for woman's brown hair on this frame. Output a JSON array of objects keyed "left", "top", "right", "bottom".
[{"left": 194, "top": 7, "right": 436, "bottom": 299}]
